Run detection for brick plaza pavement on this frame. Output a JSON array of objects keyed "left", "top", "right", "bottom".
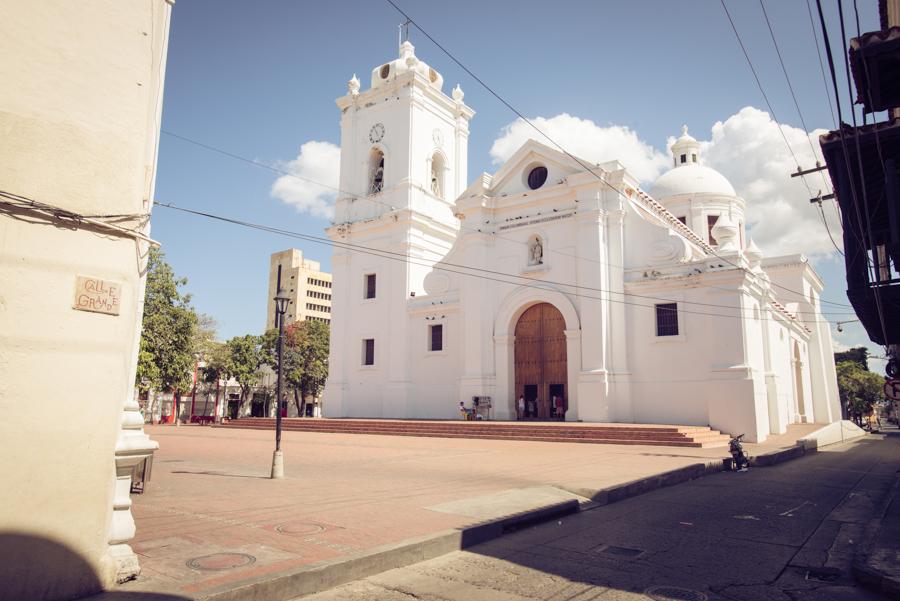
[{"left": 116, "top": 422, "right": 818, "bottom": 599}]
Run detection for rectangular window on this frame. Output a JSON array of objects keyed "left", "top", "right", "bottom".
[
  {"left": 680, "top": 153, "right": 687, "bottom": 164},
  {"left": 707, "top": 215, "right": 719, "bottom": 246},
  {"left": 365, "top": 273, "right": 376, "bottom": 299},
  {"left": 430, "top": 324, "right": 443, "bottom": 351},
  {"left": 655, "top": 303, "right": 679, "bottom": 336},
  {"left": 691, "top": 153, "right": 697, "bottom": 163},
  {"left": 362, "top": 339, "right": 375, "bottom": 365}
]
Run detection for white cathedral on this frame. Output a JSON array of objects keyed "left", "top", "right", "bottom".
[{"left": 322, "top": 42, "right": 841, "bottom": 442}]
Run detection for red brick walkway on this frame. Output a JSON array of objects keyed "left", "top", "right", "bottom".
[{"left": 118, "top": 423, "right": 817, "bottom": 598}]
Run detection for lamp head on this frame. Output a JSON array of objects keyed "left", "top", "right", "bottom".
[{"left": 274, "top": 289, "right": 291, "bottom": 316}]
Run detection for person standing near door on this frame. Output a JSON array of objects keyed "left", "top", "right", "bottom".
[{"left": 517, "top": 395, "right": 525, "bottom": 420}]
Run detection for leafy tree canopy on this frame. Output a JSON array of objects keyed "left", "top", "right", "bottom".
[
  {"left": 136, "top": 248, "right": 198, "bottom": 394},
  {"left": 836, "top": 360, "right": 885, "bottom": 420},
  {"left": 261, "top": 320, "right": 330, "bottom": 415},
  {"left": 834, "top": 347, "right": 870, "bottom": 371}
]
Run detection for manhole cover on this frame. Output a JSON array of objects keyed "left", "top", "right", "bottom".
[
  {"left": 186, "top": 552, "right": 256, "bottom": 571},
  {"left": 275, "top": 521, "right": 327, "bottom": 536},
  {"left": 644, "top": 586, "right": 708, "bottom": 601},
  {"left": 599, "top": 545, "right": 644, "bottom": 558}
]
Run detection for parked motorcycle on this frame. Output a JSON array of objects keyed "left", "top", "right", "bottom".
[{"left": 729, "top": 433, "right": 749, "bottom": 472}]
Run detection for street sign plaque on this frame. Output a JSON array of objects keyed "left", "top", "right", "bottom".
[{"left": 884, "top": 379, "right": 900, "bottom": 401}]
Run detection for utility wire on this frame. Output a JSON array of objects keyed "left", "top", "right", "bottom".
[
  {"left": 719, "top": 0, "right": 815, "bottom": 200},
  {"left": 384, "top": 0, "right": 855, "bottom": 310},
  {"left": 758, "top": 0, "right": 832, "bottom": 192},
  {"left": 163, "top": 128, "right": 854, "bottom": 311},
  {"left": 805, "top": 0, "right": 838, "bottom": 128},
  {"left": 154, "top": 200, "right": 848, "bottom": 325},
  {"left": 836, "top": 0, "right": 890, "bottom": 344}
]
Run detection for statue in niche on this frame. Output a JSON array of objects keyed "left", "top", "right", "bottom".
[
  {"left": 431, "top": 174, "right": 441, "bottom": 198},
  {"left": 528, "top": 237, "right": 543, "bottom": 266}
]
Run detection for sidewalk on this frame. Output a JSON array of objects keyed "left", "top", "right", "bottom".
[
  {"left": 102, "top": 422, "right": 820, "bottom": 600},
  {"left": 304, "top": 427, "right": 900, "bottom": 601},
  {"left": 853, "top": 427, "right": 900, "bottom": 597}
]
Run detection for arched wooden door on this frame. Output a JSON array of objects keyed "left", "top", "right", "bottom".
[{"left": 514, "top": 303, "right": 567, "bottom": 420}]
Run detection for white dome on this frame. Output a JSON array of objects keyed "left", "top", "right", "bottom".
[{"left": 651, "top": 164, "right": 736, "bottom": 199}]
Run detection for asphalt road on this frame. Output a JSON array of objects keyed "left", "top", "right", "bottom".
[{"left": 301, "top": 432, "right": 900, "bottom": 601}]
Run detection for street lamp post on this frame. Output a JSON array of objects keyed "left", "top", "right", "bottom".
[{"left": 271, "top": 269, "right": 290, "bottom": 480}]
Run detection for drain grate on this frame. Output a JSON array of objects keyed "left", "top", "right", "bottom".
[
  {"left": 598, "top": 545, "right": 644, "bottom": 558},
  {"left": 644, "top": 586, "right": 708, "bottom": 601},
  {"left": 805, "top": 567, "right": 841, "bottom": 583},
  {"left": 186, "top": 552, "right": 256, "bottom": 571}
]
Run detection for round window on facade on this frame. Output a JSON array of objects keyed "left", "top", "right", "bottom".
[
  {"left": 527, "top": 166, "right": 548, "bottom": 190},
  {"left": 380, "top": 64, "right": 390, "bottom": 79}
]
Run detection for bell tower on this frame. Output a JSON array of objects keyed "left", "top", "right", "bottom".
[{"left": 325, "top": 41, "right": 474, "bottom": 417}]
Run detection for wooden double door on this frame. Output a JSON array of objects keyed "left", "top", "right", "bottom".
[{"left": 514, "top": 303, "right": 567, "bottom": 420}]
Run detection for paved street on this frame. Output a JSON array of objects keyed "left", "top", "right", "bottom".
[
  {"left": 117, "top": 423, "right": 816, "bottom": 598},
  {"left": 302, "top": 431, "right": 900, "bottom": 601}
]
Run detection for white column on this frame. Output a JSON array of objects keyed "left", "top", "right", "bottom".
[
  {"left": 564, "top": 329, "right": 582, "bottom": 421},
  {"left": 493, "top": 335, "right": 515, "bottom": 420}
]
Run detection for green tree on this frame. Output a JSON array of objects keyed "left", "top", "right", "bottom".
[
  {"left": 136, "top": 248, "right": 198, "bottom": 420},
  {"left": 834, "top": 347, "right": 870, "bottom": 371},
  {"left": 261, "top": 320, "right": 330, "bottom": 416},
  {"left": 223, "top": 334, "right": 264, "bottom": 413},
  {"left": 287, "top": 320, "right": 330, "bottom": 416},
  {"left": 836, "top": 360, "right": 885, "bottom": 424}
]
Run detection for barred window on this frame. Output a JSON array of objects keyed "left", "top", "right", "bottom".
[
  {"left": 365, "top": 273, "right": 376, "bottom": 299},
  {"left": 655, "top": 303, "right": 679, "bottom": 337}
]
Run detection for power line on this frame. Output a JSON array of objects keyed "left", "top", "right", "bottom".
[
  {"left": 162, "top": 128, "right": 853, "bottom": 312},
  {"left": 154, "top": 199, "right": 849, "bottom": 325},
  {"left": 814, "top": 0, "right": 890, "bottom": 347},
  {"left": 758, "top": 0, "right": 832, "bottom": 192},
  {"left": 719, "top": 0, "right": 814, "bottom": 200},
  {"left": 384, "top": 0, "right": 856, "bottom": 311},
  {"left": 805, "top": 0, "right": 838, "bottom": 128}
]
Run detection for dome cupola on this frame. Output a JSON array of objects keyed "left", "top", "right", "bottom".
[{"left": 671, "top": 125, "right": 700, "bottom": 168}]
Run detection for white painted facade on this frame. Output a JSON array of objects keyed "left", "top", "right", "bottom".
[{"left": 323, "top": 44, "right": 841, "bottom": 442}]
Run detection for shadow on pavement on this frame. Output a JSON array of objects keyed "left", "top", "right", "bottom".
[
  {"left": 0, "top": 532, "right": 190, "bottom": 601},
  {"left": 442, "top": 435, "right": 898, "bottom": 601},
  {"left": 170, "top": 469, "right": 269, "bottom": 479}
]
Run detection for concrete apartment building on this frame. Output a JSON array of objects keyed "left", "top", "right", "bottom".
[{"left": 267, "top": 249, "right": 333, "bottom": 330}]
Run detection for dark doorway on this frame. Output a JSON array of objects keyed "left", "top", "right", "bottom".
[
  {"left": 549, "top": 383, "right": 565, "bottom": 419},
  {"left": 523, "top": 384, "right": 538, "bottom": 419}
]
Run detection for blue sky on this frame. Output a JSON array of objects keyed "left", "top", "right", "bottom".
[{"left": 153, "top": 0, "right": 886, "bottom": 369}]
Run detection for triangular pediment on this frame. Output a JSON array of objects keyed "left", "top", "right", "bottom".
[{"left": 487, "top": 139, "right": 593, "bottom": 197}]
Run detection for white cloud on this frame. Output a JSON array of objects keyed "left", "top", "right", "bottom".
[
  {"left": 489, "top": 108, "right": 842, "bottom": 261},
  {"left": 270, "top": 141, "right": 341, "bottom": 220},
  {"left": 489, "top": 113, "right": 669, "bottom": 184},
  {"left": 699, "top": 107, "right": 840, "bottom": 260}
]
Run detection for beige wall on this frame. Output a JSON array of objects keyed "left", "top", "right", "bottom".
[{"left": 0, "top": 1, "right": 172, "bottom": 599}]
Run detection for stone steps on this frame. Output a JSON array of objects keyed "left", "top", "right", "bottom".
[{"left": 216, "top": 418, "right": 731, "bottom": 448}]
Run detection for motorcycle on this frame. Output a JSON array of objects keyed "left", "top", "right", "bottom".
[{"left": 729, "top": 433, "right": 749, "bottom": 472}]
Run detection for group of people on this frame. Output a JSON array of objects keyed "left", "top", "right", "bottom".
[{"left": 516, "top": 394, "right": 565, "bottom": 420}]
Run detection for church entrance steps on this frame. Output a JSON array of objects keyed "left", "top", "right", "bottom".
[{"left": 216, "top": 418, "right": 731, "bottom": 448}]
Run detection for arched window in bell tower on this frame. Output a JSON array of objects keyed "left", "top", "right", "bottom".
[
  {"left": 369, "top": 148, "right": 385, "bottom": 195},
  {"left": 430, "top": 152, "right": 445, "bottom": 199}
]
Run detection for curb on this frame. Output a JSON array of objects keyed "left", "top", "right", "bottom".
[
  {"left": 200, "top": 444, "right": 810, "bottom": 600},
  {"left": 197, "top": 499, "right": 580, "bottom": 601},
  {"left": 99, "top": 435, "right": 854, "bottom": 601}
]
